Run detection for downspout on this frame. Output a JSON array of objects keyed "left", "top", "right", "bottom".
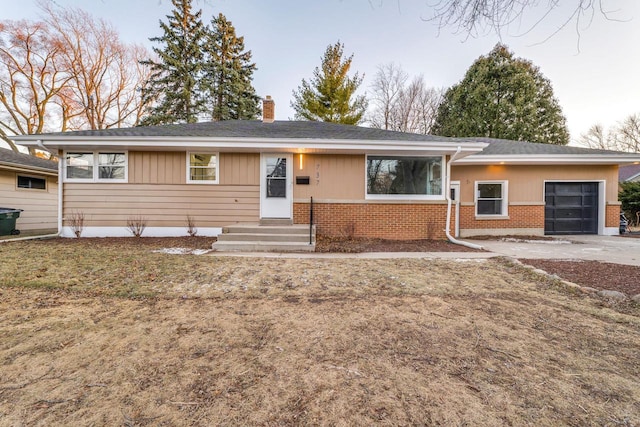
[
  {"left": 445, "top": 147, "right": 483, "bottom": 250},
  {"left": 37, "top": 140, "right": 62, "bottom": 237}
]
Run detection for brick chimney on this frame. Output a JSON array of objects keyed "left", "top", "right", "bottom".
[{"left": 262, "top": 96, "right": 275, "bottom": 123}]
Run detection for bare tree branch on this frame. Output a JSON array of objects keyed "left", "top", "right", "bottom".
[
  {"left": 40, "top": 2, "right": 152, "bottom": 130},
  {"left": 0, "top": 19, "right": 71, "bottom": 152},
  {"left": 578, "top": 115, "right": 640, "bottom": 153},
  {"left": 419, "top": 0, "right": 626, "bottom": 45},
  {"left": 368, "top": 63, "right": 444, "bottom": 134}
]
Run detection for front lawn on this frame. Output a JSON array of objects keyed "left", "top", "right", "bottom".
[{"left": 0, "top": 238, "right": 638, "bottom": 426}]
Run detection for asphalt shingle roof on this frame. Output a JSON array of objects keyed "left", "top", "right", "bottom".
[
  {"left": 19, "top": 120, "right": 635, "bottom": 158},
  {"left": 0, "top": 147, "right": 57, "bottom": 172},
  {"left": 619, "top": 164, "right": 640, "bottom": 181},
  {"left": 462, "top": 137, "right": 625, "bottom": 156},
  {"left": 29, "top": 120, "right": 465, "bottom": 142}
]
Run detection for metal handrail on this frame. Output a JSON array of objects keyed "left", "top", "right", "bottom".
[{"left": 309, "top": 196, "right": 314, "bottom": 245}]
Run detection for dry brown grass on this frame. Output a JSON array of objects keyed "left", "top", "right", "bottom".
[{"left": 0, "top": 238, "right": 639, "bottom": 426}]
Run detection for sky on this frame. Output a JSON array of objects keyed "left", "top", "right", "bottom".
[{"left": 3, "top": 0, "right": 639, "bottom": 147}]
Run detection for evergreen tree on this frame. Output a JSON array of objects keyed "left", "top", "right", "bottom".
[
  {"left": 291, "top": 41, "right": 367, "bottom": 125},
  {"left": 203, "top": 13, "right": 260, "bottom": 121},
  {"left": 140, "top": 0, "right": 206, "bottom": 125},
  {"left": 432, "top": 44, "right": 569, "bottom": 145},
  {"left": 620, "top": 181, "right": 640, "bottom": 222}
]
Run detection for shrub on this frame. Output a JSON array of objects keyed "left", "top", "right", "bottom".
[
  {"left": 620, "top": 182, "right": 640, "bottom": 222},
  {"left": 126, "top": 215, "right": 148, "bottom": 238}
]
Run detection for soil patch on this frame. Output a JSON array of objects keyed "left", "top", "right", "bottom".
[
  {"left": 316, "top": 236, "right": 483, "bottom": 252},
  {"left": 520, "top": 259, "right": 640, "bottom": 296}
]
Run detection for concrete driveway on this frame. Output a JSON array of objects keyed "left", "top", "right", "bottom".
[{"left": 467, "top": 235, "right": 640, "bottom": 266}]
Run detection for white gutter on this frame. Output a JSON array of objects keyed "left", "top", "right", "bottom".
[
  {"left": 37, "top": 140, "right": 62, "bottom": 237},
  {"left": 445, "top": 147, "right": 483, "bottom": 250},
  {"left": 16, "top": 135, "right": 487, "bottom": 156}
]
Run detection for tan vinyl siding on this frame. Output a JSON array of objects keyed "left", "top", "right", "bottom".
[
  {"left": 130, "top": 151, "right": 185, "bottom": 184},
  {"left": 0, "top": 169, "right": 57, "bottom": 232},
  {"left": 74, "top": 151, "right": 262, "bottom": 227},
  {"left": 219, "top": 153, "right": 259, "bottom": 185},
  {"left": 293, "top": 154, "right": 365, "bottom": 200},
  {"left": 63, "top": 183, "right": 259, "bottom": 227},
  {"left": 451, "top": 164, "right": 619, "bottom": 204}
]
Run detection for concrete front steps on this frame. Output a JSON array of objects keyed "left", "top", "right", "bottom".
[{"left": 212, "top": 222, "right": 316, "bottom": 252}]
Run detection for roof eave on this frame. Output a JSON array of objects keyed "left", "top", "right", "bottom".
[
  {"left": 13, "top": 136, "right": 488, "bottom": 157},
  {"left": 454, "top": 154, "right": 640, "bottom": 165},
  {"left": 0, "top": 161, "right": 58, "bottom": 176}
]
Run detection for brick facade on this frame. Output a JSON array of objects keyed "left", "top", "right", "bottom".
[
  {"left": 606, "top": 204, "right": 620, "bottom": 228},
  {"left": 294, "top": 202, "right": 453, "bottom": 240},
  {"left": 459, "top": 205, "right": 545, "bottom": 231}
]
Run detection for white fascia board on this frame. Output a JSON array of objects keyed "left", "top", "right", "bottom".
[
  {"left": 15, "top": 136, "right": 488, "bottom": 157},
  {"left": 454, "top": 154, "right": 640, "bottom": 165}
]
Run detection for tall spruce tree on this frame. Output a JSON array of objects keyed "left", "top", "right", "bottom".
[
  {"left": 140, "top": 0, "right": 206, "bottom": 125},
  {"left": 203, "top": 14, "right": 260, "bottom": 121},
  {"left": 291, "top": 41, "right": 367, "bottom": 124},
  {"left": 432, "top": 44, "right": 569, "bottom": 145}
]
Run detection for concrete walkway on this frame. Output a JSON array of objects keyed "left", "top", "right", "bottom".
[
  {"left": 210, "top": 250, "right": 494, "bottom": 260},
  {"left": 210, "top": 235, "right": 640, "bottom": 266}
]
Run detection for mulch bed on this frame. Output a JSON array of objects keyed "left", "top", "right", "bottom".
[
  {"left": 315, "top": 236, "right": 483, "bottom": 253},
  {"left": 519, "top": 259, "right": 640, "bottom": 297}
]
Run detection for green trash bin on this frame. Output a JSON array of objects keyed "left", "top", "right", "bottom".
[{"left": 0, "top": 208, "right": 23, "bottom": 236}]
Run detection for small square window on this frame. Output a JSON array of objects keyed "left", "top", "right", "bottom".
[
  {"left": 66, "top": 153, "right": 93, "bottom": 179},
  {"left": 476, "top": 181, "right": 508, "bottom": 216},
  {"left": 17, "top": 175, "right": 46, "bottom": 190},
  {"left": 188, "top": 153, "right": 218, "bottom": 184},
  {"left": 98, "top": 153, "right": 126, "bottom": 180}
]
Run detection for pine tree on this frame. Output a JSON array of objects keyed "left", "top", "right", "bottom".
[
  {"left": 432, "top": 44, "right": 569, "bottom": 145},
  {"left": 203, "top": 13, "right": 260, "bottom": 121},
  {"left": 140, "top": 0, "right": 206, "bottom": 125},
  {"left": 291, "top": 41, "right": 367, "bottom": 125}
]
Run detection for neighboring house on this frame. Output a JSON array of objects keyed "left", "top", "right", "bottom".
[
  {"left": 12, "top": 100, "right": 640, "bottom": 240},
  {"left": 0, "top": 147, "right": 58, "bottom": 235},
  {"left": 619, "top": 164, "right": 640, "bottom": 182}
]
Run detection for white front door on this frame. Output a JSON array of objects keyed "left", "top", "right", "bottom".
[
  {"left": 450, "top": 181, "right": 461, "bottom": 238},
  {"left": 260, "top": 154, "right": 293, "bottom": 219}
]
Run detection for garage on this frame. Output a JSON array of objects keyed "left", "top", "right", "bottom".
[{"left": 544, "top": 182, "right": 599, "bottom": 235}]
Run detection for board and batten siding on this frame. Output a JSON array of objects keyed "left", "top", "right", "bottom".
[
  {"left": 63, "top": 152, "right": 260, "bottom": 228},
  {"left": 293, "top": 154, "right": 365, "bottom": 200},
  {"left": 0, "top": 169, "right": 57, "bottom": 232}
]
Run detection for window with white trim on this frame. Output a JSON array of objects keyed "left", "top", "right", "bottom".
[
  {"left": 98, "top": 153, "right": 126, "bottom": 180},
  {"left": 17, "top": 175, "right": 47, "bottom": 190},
  {"left": 366, "top": 155, "right": 443, "bottom": 198},
  {"left": 475, "top": 181, "right": 508, "bottom": 216},
  {"left": 187, "top": 152, "right": 218, "bottom": 184},
  {"left": 65, "top": 152, "right": 127, "bottom": 182}
]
